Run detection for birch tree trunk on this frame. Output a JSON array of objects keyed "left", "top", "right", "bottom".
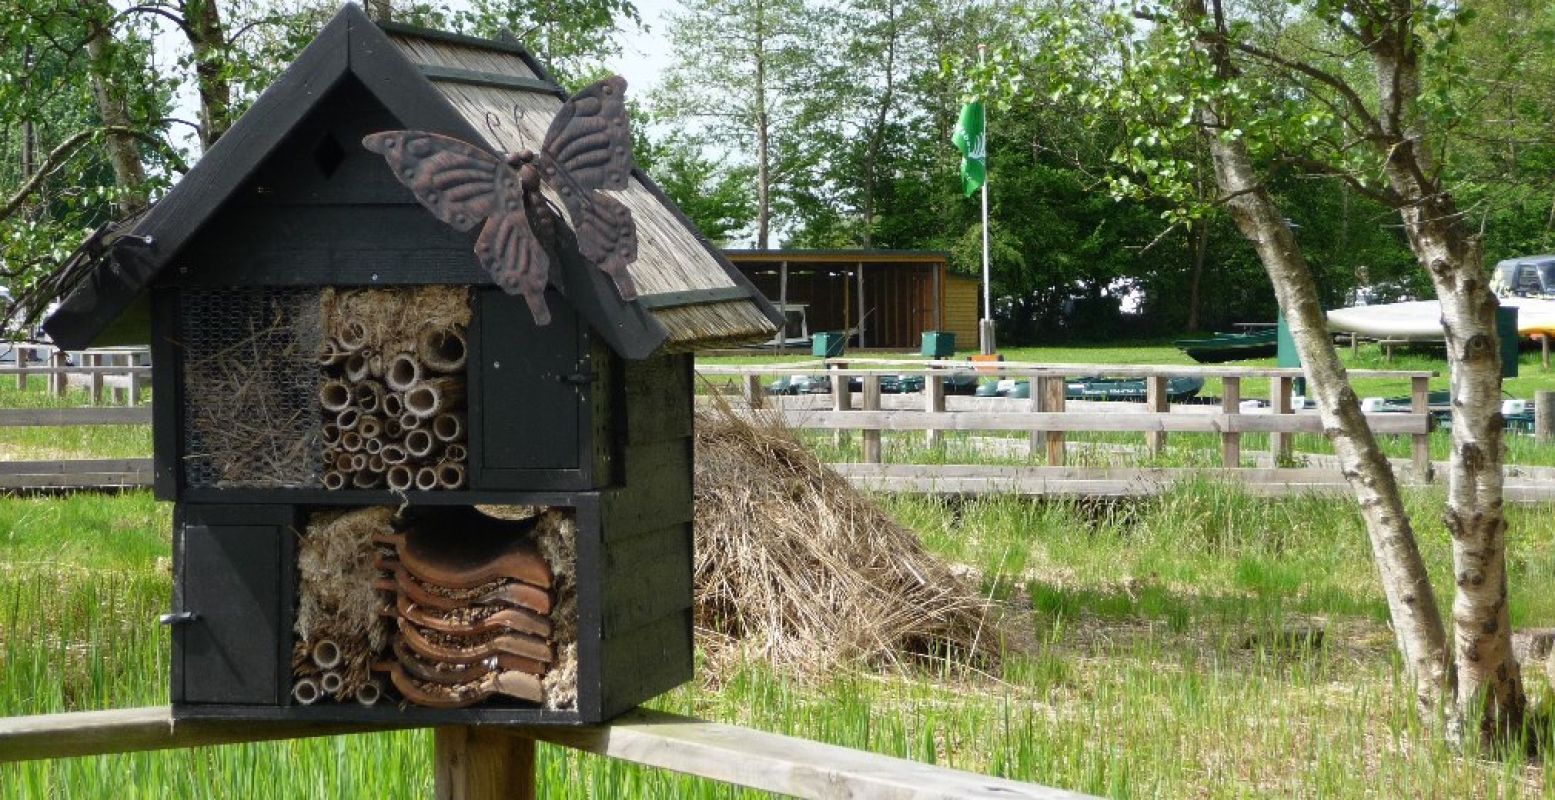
[
  {"left": 1365, "top": 21, "right": 1524, "bottom": 741},
  {"left": 84, "top": 7, "right": 150, "bottom": 215},
  {"left": 1182, "top": 0, "right": 1452, "bottom": 718}
]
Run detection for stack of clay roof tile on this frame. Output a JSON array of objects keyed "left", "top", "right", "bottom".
[{"left": 372, "top": 513, "right": 554, "bottom": 708}]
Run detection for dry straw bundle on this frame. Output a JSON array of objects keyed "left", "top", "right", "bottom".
[{"left": 693, "top": 399, "right": 999, "bottom": 675}]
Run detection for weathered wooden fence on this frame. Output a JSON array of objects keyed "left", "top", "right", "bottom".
[
  {"left": 3, "top": 342, "right": 150, "bottom": 405},
  {"left": 0, "top": 706, "right": 1087, "bottom": 799},
  {"left": 692, "top": 359, "right": 1555, "bottom": 500}
]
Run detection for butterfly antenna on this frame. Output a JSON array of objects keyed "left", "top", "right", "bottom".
[{"left": 483, "top": 111, "right": 504, "bottom": 144}]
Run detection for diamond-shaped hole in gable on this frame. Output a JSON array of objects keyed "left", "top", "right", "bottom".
[{"left": 313, "top": 133, "right": 347, "bottom": 178}]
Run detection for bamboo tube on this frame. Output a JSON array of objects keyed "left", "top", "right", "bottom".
[
  {"left": 319, "top": 380, "right": 352, "bottom": 412},
  {"left": 432, "top": 412, "right": 464, "bottom": 443},
  {"left": 414, "top": 466, "right": 438, "bottom": 491},
  {"left": 323, "top": 470, "right": 347, "bottom": 491},
  {"left": 351, "top": 470, "right": 380, "bottom": 489},
  {"left": 355, "top": 380, "right": 386, "bottom": 414},
  {"left": 322, "top": 423, "right": 342, "bottom": 447},
  {"left": 405, "top": 429, "right": 437, "bottom": 459},
  {"left": 336, "top": 407, "right": 360, "bottom": 432},
  {"left": 382, "top": 392, "right": 404, "bottom": 417},
  {"left": 359, "top": 415, "right": 383, "bottom": 440},
  {"left": 404, "top": 378, "right": 464, "bottom": 418},
  {"left": 356, "top": 680, "right": 382, "bottom": 706},
  {"left": 387, "top": 464, "right": 415, "bottom": 491},
  {"left": 318, "top": 338, "right": 348, "bottom": 369},
  {"left": 445, "top": 444, "right": 468, "bottom": 463},
  {"left": 351, "top": 453, "right": 369, "bottom": 472},
  {"left": 436, "top": 461, "right": 467, "bottom": 490},
  {"left": 365, "top": 437, "right": 383, "bottom": 455},
  {"left": 345, "top": 353, "right": 370, "bottom": 383},
  {"left": 382, "top": 416, "right": 402, "bottom": 439},
  {"left": 319, "top": 671, "right": 344, "bottom": 695},
  {"left": 368, "top": 353, "right": 384, "bottom": 379},
  {"left": 386, "top": 353, "right": 422, "bottom": 392},
  {"left": 382, "top": 444, "right": 409, "bottom": 466},
  {"left": 418, "top": 324, "right": 468, "bottom": 373},
  {"left": 334, "top": 453, "right": 354, "bottom": 472},
  {"left": 292, "top": 677, "right": 322, "bottom": 705},
  {"left": 369, "top": 453, "right": 386, "bottom": 473},
  {"left": 399, "top": 412, "right": 423, "bottom": 431},
  {"left": 339, "top": 320, "right": 368, "bottom": 351},
  {"left": 312, "top": 639, "right": 343, "bottom": 669},
  {"left": 341, "top": 431, "right": 363, "bottom": 453}
]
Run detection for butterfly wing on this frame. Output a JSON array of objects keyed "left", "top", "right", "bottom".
[
  {"left": 539, "top": 76, "right": 633, "bottom": 192},
  {"left": 473, "top": 168, "right": 552, "bottom": 324},
  {"left": 537, "top": 77, "right": 640, "bottom": 300},
  {"left": 362, "top": 131, "right": 505, "bottom": 233}
]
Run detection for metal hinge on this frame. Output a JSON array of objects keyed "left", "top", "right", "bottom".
[{"left": 159, "top": 611, "right": 200, "bottom": 626}]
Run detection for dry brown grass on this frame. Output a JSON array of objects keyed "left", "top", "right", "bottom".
[{"left": 692, "top": 398, "right": 1000, "bottom": 675}]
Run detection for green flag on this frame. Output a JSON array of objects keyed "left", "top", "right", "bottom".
[{"left": 952, "top": 101, "right": 986, "bottom": 197}]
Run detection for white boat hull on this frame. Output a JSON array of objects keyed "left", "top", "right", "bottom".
[{"left": 1327, "top": 298, "right": 1555, "bottom": 340}]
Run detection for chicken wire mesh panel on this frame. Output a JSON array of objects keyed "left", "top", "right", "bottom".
[{"left": 179, "top": 288, "right": 324, "bottom": 489}]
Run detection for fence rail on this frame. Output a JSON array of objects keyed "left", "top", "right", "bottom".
[
  {"left": 699, "top": 358, "right": 1440, "bottom": 480},
  {"left": 0, "top": 706, "right": 1086, "bottom": 800},
  {"left": 3, "top": 342, "right": 150, "bottom": 405}
]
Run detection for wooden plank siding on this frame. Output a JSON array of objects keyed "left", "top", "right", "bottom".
[{"left": 942, "top": 273, "right": 980, "bottom": 349}]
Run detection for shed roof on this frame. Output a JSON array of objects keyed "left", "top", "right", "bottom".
[
  {"left": 42, "top": 4, "right": 778, "bottom": 357},
  {"left": 725, "top": 249, "right": 950, "bottom": 267}
]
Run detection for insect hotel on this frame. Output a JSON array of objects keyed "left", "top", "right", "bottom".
[{"left": 41, "top": 5, "right": 778, "bottom": 724}]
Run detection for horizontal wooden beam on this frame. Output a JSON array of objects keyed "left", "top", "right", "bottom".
[
  {"left": 770, "top": 409, "right": 1430, "bottom": 435},
  {"left": 636, "top": 287, "right": 754, "bottom": 310},
  {"left": 0, "top": 407, "right": 152, "bottom": 426},
  {"left": 417, "top": 65, "right": 565, "bottom": 97},
  {"left": 0, "top": 707, "right": 1089, "bottom": 800},
  {"left": 0, "top": 366, "right": 151, "bottom": 376},
  {"left": 695, "top": 362, "right": 1436, "bottom": 380}
]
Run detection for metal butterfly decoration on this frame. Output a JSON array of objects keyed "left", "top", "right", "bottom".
[{"left": 362, "top": 76, "right": 638, "bottom": 325}]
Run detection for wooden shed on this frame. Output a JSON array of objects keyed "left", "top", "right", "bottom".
[
  {"left": 39, "top": 5, "right": 778, "bottom": 725},
  {"left": 725, "top": 249, "right": 978, "bottom": 351}
]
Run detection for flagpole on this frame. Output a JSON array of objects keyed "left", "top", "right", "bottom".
[{"left": 977, "top": 44, "right": 995, "bottom": 355}]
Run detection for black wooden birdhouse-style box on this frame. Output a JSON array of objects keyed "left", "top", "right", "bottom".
[{"left": 41, "top": 4, "right": 779, "bottom": 725}]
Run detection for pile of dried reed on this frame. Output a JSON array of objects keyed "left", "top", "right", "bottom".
[{"left": 692, "top": 400, "right": 998, "bottom": 675}]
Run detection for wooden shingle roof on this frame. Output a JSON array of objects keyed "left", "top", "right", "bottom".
[{"left": 42, "top": 4, "right": 778, "bottom": 356}]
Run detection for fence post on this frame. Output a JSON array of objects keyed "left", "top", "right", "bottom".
[
  {"left": 1027, "top": 373, "right": 1043, "bottom": 459},
  {"left": 1270, "top": 375, "right": 1293, "bottom": 463},
  {"left": 1411, "top": 376, "right": 1434, "bottom": 481},
  {"left": 87, "top": 352, "right": 105, "bottom": 405},
  {"left": 15, "top": 344, "right": 28, "bottom": 391},
  {"left": 830, "top": 363, "right": 852, "bottom": 450},
  {"left": 1040, "top": 375, "right": 1065, "bottom": 466},
  {"left": 49, "top": 349, "right": 67, "bottom": 398},
  {"left": 742, "top": 373, "right": 764, "bottom": 410},
  {"left": 861, "top": 374, "right": 882, "bottom": 464},
  {"left": 1221, "top": 376, "right": 1241, "bottom": 467},
  {"left": 1146, "top": 375, "right": 1168, "bottom": 456},
  {"left": 1540, "top": 334, "right": 1551, "bottom": 371},
  {"left": 1536, "top": 390, "right": 1555, "bottom": 445},
  {"left": 129, "top": 354, "right": 145, "bottom": 406},
  {"left": 924, "top": 371, "right": 946, "bottom": 447},
  {"left": 434, "top": 726, "right": 535, "bottom": 800}
]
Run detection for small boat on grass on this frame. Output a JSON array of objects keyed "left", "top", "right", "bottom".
[
  {"left": 1172, "top": 328, "right": 1279, "bottom": 363},
  {"left": 977, "top": 376, "right": 1206, "bottom": 402}
]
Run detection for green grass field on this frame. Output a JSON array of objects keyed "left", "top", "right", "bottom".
[{"left": 1, "top": 348, "right": 1553, "bottom": 797}]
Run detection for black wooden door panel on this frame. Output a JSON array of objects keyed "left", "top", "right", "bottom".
[
  {"left": 476, "top": 289, "right": 584, "bottom": 473},
  {"left": 180, "top": 523, "right": 284, "bottom": 704}
]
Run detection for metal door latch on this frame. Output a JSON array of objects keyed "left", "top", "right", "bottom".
[
  {"left": 558, "top": 369, "right": 598, "bottom": 385},
  {"left": 159, "top": 611, "right": 200, "bottom": 625}
]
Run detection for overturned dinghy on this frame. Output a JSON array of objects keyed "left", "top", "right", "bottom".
[{"left": 1327, "top": 297, "right": 1555, "bottom": 341}]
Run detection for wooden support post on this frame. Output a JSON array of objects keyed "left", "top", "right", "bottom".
[
  {"left": 1042, "top": 376, "right": 1066, "bottom": 466},
  {"left": 1541, "top": 334, "right": 1551, "bottom": 371},
  {"left": 1146, "top": 375, "right": 1168, "bottom": 456},
  {"left": 831, "top": 363, "right": 852, "bottom": 449},
  {"left": 861, "top": 374, "right": 882, "bottom": 464},
  {"left": 777, "top": 260, "right": 788, "bottom": 354},
  {"left": 856, "top": 261, "right": 866, "bottom": 349},
  {"left": 1411, "top": 376, "right": 1433, "bottom": 481},
  {"left": 925, "top": 371, "right": 946, "bottom": 447},
  {"left": 48, "top": 350, "right": 66, "bottom": 397},
  {"left": 14, "top": 345, "right": 27, "bottom": 390},
  {"left": 1536, "top": 390, "right": 1555, "bottom": 445},
  {"left": 129, "top": 356, "right": 144, "bottom": 406},
  {"left": 742, "top": 373, "right": 764, "bottom": 410},
  {"left": 1270, "top": 376, "right": 1293, "bottom": 463},
  {"left": 1027, "top": 375, "right": 1043, "bottom": 459},
  {"left": 434, "top": 727, "right": 535, "bottom": 800},
  {"left": 87, "top": 352, "right": 104, "bottom": 404},
  {"left": 1221, "top": 376, "right": 1241, "bottom": 467},
  {"left": 1349, "top": 333, "right": 1358, "bottom": 355},
  {"left": 110, "top": 355, "right": 128, "bottom": 405}
]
